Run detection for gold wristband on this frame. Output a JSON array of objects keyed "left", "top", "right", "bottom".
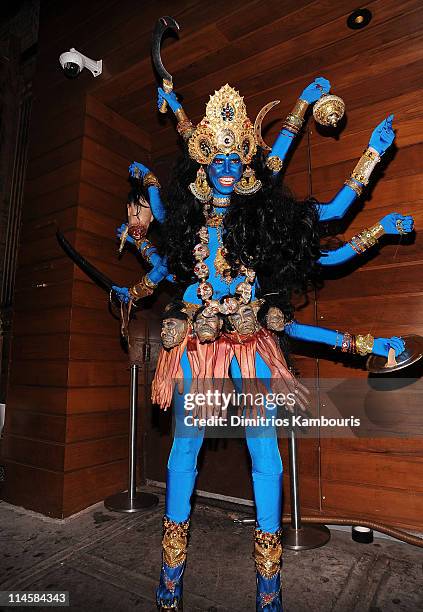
[
  {"left": 369, "top": 222, "right": 385, "bottom": 240},
  {"left": 129, "top": 274, "right": 157, "bottom": 300},
  {"left": 355, "top": 333, "right": 374, "bottom": 356},
  {"left": 266, "top": 155, "right": 283, "bottom": 172},
  {"left": 351, "top": 147, "right": 381, "bottom": 186},
  {"left": 282, "top": 98, "right": 309, "bottom": 134},
  {"left": 143, "top": 172, "right": 161, "bottom": 189},
  {"left": 175, "top": 107, "right": 195, "bottom": 139},
  {"left": 349, "top": 227, "right": 379, "bottom": 254}
]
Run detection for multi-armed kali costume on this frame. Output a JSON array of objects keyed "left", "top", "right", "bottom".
[{"left": 113, "top": 75, "right": 414, "bottom": 610}]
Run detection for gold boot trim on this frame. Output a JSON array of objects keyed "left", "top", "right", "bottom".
[
  {"left": 254, "top": 528, "right": 283, "bottom": 579},
  {"left": 162, "top": 516, "right": 190, "bottom": 569}
]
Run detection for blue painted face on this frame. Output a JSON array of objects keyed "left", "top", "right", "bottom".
[{"left": 207, "top": 153, "right": 243, "bottom": 195}]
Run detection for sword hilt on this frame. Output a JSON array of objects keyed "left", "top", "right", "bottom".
[{"left": 159, "top": 78, "right": 173, "bottom": 114}]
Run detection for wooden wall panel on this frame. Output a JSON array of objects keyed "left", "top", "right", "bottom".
[{"left": 1, "top": 2, "right": 152, "bottom": 516}]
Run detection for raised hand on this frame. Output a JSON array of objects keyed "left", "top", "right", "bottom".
[
  {"left": 128, "top": 161, "right": 150, "bottom": 180},
  {"left": 368, "top": 115, "right": 395, "bottom": 155},
  {"left": 379, "top": 213, "right": 414, "bottom": 235},
  {"left": 112, "top": 285, "right": 130, "bottom": 304},
  {"left": 116, "top": 223, "right": 135, "bottom": 245},
  {"left": 157, "top": 87, "right": 182, "bottom": 113},
  {"left": 300, "top": 77, "right": 331, "bottom": 104},
  {"left": 373, "top": 336, "right": 405, "bottom": 358}
]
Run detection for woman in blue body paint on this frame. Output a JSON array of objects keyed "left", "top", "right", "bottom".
[{"left": 113, "top": 78, "right": 413, "bottom": 611}]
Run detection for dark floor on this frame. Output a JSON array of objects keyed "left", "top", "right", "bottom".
[{"left": 0, "top": 487, "right": 422, "bottom": 612}]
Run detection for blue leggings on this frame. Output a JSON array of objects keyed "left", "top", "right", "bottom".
[{"left": 165, "top": 349, "right": 283, "bottom": 533}]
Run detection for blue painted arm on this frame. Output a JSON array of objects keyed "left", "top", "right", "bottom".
[
  {"left": 318, "top": 115, "right": 396, "bottom": 222},
  {"left": 128, "top": 161, "right": 166, "bottom": 223},
  {"left": 269, "top": 77, "right": 330, "bottom": 172},
  {"left": 318, "top": 185, "right": 358, "bottom": 222},
  {"left": 318, "top": 213, "right": 414, "bottom": 266},
  {"left": 284, "top": 320, "right": 405, "bottom": 358}
]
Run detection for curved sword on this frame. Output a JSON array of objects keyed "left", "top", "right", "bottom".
[
  {"left": 57, "top": 230, "right": 116, "bottom": 294},
  {"left": 151, "top": 16, "right": 180, "bottom": 114}
]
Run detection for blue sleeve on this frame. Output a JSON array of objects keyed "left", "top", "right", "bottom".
[
  {"left": 318, "top": 243, "right": 357, "bottom": 266},
  {"left": 284, "top": 320, "right": 339, "bottom": 347},
  {"left": 318, "top": 185, "right": 358, "bottom": 222},
  {"left": 148, "top": 186, "right": 166, "bottom": 223}
]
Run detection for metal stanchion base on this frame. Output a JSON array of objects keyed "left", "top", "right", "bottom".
[
  {"left": 104, "top": 491, "right": 159, "bottom": 513},
  {"left": 282, "top": 524, "right": 331, "bottom": 550}
]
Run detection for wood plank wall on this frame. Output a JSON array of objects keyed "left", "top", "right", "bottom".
[{"left": 0, "top": 0, "right": 153, "bottom": 517}]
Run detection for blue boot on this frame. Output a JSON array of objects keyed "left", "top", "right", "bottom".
[
  {"left": 156, "top": 516, "right": 190, "bottom": 610},
  {"left": 254, "top": 528, "right": 283, "bottom": 610}
]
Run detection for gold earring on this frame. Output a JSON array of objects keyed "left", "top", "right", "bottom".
[
  {"left": 234, "top": 166, "right": 262, "bottom": 195},
  {"left": 189, "top": 166, "right": 212, "bottom": 203}
]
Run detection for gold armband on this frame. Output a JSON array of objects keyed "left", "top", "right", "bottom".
[
  {"left": 355, "top": 333, "right": 374, "bottom": 356},
  {"left": 282, "top": 98, "right": 309, "bottom": 134},
  {"left": 344, "top": 178, "right": 363, "bottom": 198},
  {"left": 350, "top": 147, "right": 381, "bottom": 186},
  {"left": 349, "top": 221, "right": 385, "bottom": 254},
  {"left": 143, "top": 172, "right": 161, "bottom": 189},
  {"left": 266, "top": 155, "right": 283, "bottom": 172},
  {"left": 129, "top": 274, "right": 157, "bottom": 300},
  {"left": 175, "top": 107, "right": 195, "bottom": 140}
]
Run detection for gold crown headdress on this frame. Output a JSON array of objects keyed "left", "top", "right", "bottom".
[{"left": 179, "top": 84, "right": 258, "bottom": 165}]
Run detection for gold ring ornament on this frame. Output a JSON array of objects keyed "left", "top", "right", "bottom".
[{"left": 313, "top": 93, "right": 345, "bottom": 127}]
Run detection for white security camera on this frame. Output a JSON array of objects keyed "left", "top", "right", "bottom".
[{"left": 59, "top": 48, "right": 102, "bottom": 78}]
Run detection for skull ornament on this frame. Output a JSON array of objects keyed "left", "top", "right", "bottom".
[
  {"left": 197, "top": 281, "right": 213, "bottom": 301},
  {"left": 194, "top": 261, "right": 209, "bottom": 279},
  {"left": 219, "top": 296, "right": 239, "bottom": 315},
  {"left": 235, "top": 281, "right": 252, "bottom": 304},
  {"left": 193, "top": 243, "right": 210, "bottom": 261}
]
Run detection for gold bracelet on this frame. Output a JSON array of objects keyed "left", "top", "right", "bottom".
[
  {"left": 351, "top": 147, "right": 381, "bottom": 186},
  {"left": 129, "top": 274, "right": 157, "bottom": 300},
  {"left": 344, "top": 178, "right": 363, "bottom": 197},
  {"left": 143, "top": 172, "right": 161, "bottom": 189},
  {"left": 175, "top": 107, "right": 195, "bottom": 139},
  {"left": 369, "top": 222, "right": 385, "bottom": 240},
  {"left": 282, "top": 98, "right": 309, "bottom": 134},
  {"left": 349, "top": 224, "right": 381, "bottom": 254},
  {"left": 266, "top": 155, "right": 283, "bottom": 172},
  {"left": 355, "top": 333, "right": 374, "bottom": 356}
]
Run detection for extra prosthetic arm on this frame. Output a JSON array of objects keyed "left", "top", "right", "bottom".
[
  {"left": 318, "top": 115, "right": 396, "bottom": 222},
  {"left": 112, "top": 239, "right": 174, "bottom": 305},
  {"left": 266, "top": 77, "right": 330, "bottom": 173},
  {"left": 318, "top": 213, "right": 414, "bottom": 267},
  {"left": 128, "top": 161, "right": 166, "bottom": 224},
  {"left": 284, "top": 320, "right": 405, "bottom": 358}
]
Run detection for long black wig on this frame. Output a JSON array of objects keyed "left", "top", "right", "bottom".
[{"left": 160, "top": 148, "right": 321, "bottom": 323}]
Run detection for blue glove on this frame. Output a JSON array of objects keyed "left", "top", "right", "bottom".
[
  {"left": 112, "top": 285, "right": 130, "bottom": 304},
  {"left": 372, "top": 336, "right": 405, "bottom": 358},
  {"left": 116, "top": 223, "right": 135, "bottom": 245},
  {"left": 300, "top": 77, "right": 331, "bottom": 103},
  {"left": 368, "top": 115, "right": 395, "bottom": 155},
  {"left": 157, "top": 87, "right": 182, "bottom": 113},
  {"left": 379, "top": 213, "right": 414, "bottom": 235},
  {"left": 128, "top": 161, "right": 150, "bottom": 180}
]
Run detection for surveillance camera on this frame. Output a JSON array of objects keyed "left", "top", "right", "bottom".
[{"left": 59, "top": 48, "right": 102, "bottom": 78}]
